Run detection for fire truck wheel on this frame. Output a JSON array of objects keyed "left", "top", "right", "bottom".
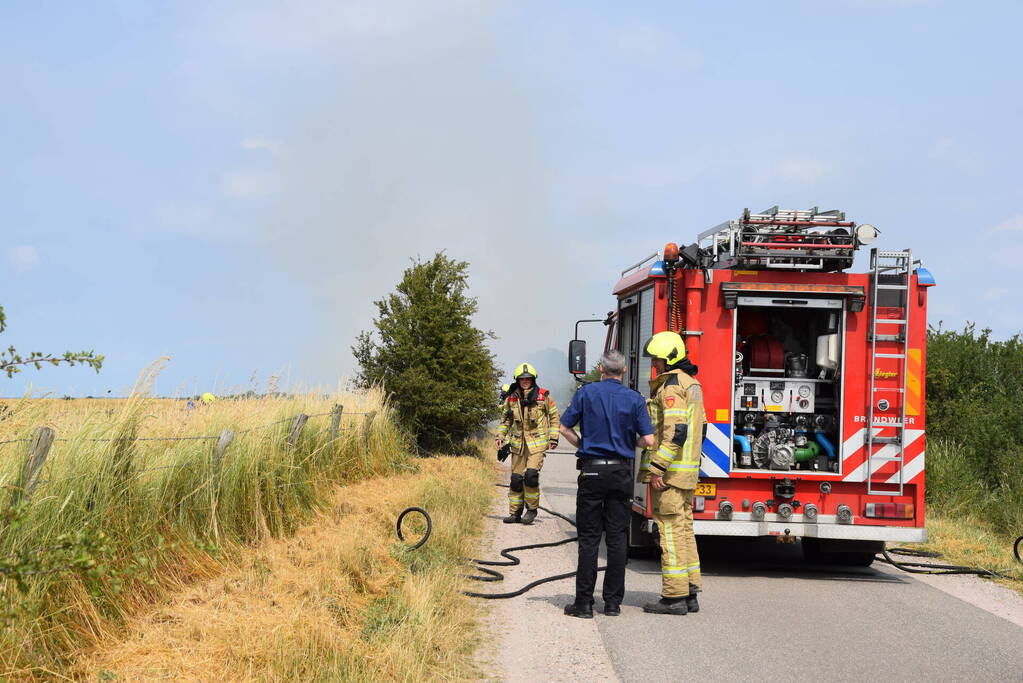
[
  {"left": 801, "top": 537, "right": 823, "bottom": 563},
  {"left": 802, "top": 538, "right": 880, "bottom": 567},
  {"left": 843, "top": 552, "right": 877, "bottom": 567},
  {"left": 627, "top": 511, "right": 659, "bottom": 559}
]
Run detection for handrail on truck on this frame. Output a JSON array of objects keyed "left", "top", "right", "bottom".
[{"left": 621, "top": 252, "right": 659, "bottom": 277}]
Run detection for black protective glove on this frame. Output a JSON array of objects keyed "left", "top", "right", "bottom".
[{"left": 497, "top": 443, "right": 512, "bottom": 462}]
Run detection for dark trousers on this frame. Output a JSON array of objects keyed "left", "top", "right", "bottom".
[{"left": 574, "top": 463, "right": 632, "bottom": 606}]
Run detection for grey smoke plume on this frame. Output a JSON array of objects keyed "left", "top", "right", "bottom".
[{"left": 203, "top": 0, "right": 605, "bottom": 383}]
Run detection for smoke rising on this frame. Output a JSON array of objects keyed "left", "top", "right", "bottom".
[{"left": 201, "top": 0, "right": 597, "bottom": 384}]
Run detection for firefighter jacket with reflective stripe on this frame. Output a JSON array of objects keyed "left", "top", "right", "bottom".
[
  {"left": 497, "top": 388, "right": 560, "bottom": 455},
  {"left": 646, "top": 369, "right": 706, "bottom": 490}
]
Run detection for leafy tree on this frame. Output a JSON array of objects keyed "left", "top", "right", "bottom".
[
  {"left": 0, "top": 305, "right": 104, "bottom": 378},
  {"left": 570, "top": 361, "right": 603, "bottom": 396},
  {"left": 353, "top": 253, "right": 500, "bottom": 452}
]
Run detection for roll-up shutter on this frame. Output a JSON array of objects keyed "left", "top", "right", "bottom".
[{"left": 638, "top": 286, "right": 654, "bottom": 397}]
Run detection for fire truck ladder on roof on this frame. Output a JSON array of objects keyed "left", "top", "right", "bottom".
[
  {"left": 866, "top": 248, "right": 912, "bottom": 495},
  {"left": 696, "top": 206, "right": 858, "bottom": 271}
]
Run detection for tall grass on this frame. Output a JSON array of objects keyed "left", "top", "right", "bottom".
[
  {"left": 0, "top": 379, "right": 411, "bottom": 678},
  {"left": 926, "top": 438, "right": 1023, "bottom": 540}
]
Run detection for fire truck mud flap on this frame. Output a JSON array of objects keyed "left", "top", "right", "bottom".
[{"left": 693, "top": 520, "right": 926, "bottom": 542}]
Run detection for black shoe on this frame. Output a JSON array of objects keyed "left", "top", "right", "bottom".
[
  {"left": 521, "top": 508, "right": 538, "bottom": 525},
  {"left": 603, "top": 603, "right": 621, "bottom": 616},
  {"left": 685, "top": 593, "right": 700, "bottom": 613},
  {"left": 564, "top": 601, "right": 594, "bottom": 619},
  {"left": 642, "top": 597, "right": 687, "bottom": 615},
  {"left": 503, "top": 511, "right": 522, "bottom": 524}
]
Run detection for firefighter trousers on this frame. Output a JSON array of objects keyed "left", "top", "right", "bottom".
[
  {"left": 651, "top": 486, "right": 701, "bottom": 597},
  {"left": 508, "top": 449, "right": 546, "bottom": 513}
]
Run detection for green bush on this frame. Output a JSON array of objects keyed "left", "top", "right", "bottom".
[
  {"left": 926, "top": 324, "right": 1023, "bottom": 535},
  {"left": 353, "top": 254, "right": 500, "bottom": 453}
]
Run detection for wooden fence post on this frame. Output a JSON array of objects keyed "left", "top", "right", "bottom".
[
  {"left": 212, "top": 429, "right": 234, "bottom": 467},
  {"left": 209, "top": 429, "right": 233, "bottom": 542},
  {"left": 11, "top": 426, "right": 54, "bottom": 505},
  {"left": 111, "top": 427, "right": 137, "bottom": 483},
  {"left": 329, "top": 404, "right": 344, "bottom": 441},
  {"left": 361, "top": 410, "right": 377, "bottom": 444},
  {"left": 288, "top": 414, "right": 309, "bottom": 447}
]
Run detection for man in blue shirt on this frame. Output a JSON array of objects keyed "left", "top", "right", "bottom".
[{"left": 559, "top": 350, "right": 655, "bottom": 618}]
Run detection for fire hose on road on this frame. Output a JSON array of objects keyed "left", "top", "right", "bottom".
[
  {"left": 396, "top": 490, "right": 607, "bottom": 600},
  {"left": 396, "top": 492, "right": 1023, "bottom": 598}
]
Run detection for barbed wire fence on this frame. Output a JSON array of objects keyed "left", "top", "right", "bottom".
[
  {"left": 0, "top": 404, "right": 386, "bottom": 579},
  {"left": 0, "top": 404, "right": 380, "bottom": 499}
]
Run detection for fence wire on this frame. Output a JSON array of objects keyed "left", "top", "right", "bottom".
[
  {"left": 0, "top": 407, "right": 391, "bottom": 582},
  {"left": 0, "top": 407, "right": 376, "bottom": 453}
]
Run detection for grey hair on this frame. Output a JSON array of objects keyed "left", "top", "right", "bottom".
[{"left": 600, "top": 350, "right": 627, "bottom": 376}]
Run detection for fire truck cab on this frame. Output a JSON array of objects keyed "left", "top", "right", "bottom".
[{"left": 569, "top": 207, "right": 935, "bottom": 565}]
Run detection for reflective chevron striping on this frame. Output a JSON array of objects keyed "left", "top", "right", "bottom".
[
  {"left": 888, "top": 450, "right": 925, "bottom": 484},
  {"left": 700, "top": 422, "right": 731, "bottom": 478},
  {"left": 843, "top": 429, "right": 925, "bottom": 482}
]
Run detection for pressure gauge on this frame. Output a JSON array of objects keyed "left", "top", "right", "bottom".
[
  {"left": 770, "top": 390, "right": 784, "bottom": 403},
  {"left": 798, "top": 385, "right": 812, "bottom": 398}
]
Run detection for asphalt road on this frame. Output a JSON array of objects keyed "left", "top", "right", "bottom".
[{"left": 530, "top": 449, "right": 1023, "bottom": 683}]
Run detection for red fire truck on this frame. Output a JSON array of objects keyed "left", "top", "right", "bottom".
[{"left": 568, "top": 207, "right": 936, "bottom": 565}]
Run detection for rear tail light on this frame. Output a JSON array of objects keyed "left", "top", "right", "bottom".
[{"left": 864, "top": 502, "right": 914, "bottom": 519}]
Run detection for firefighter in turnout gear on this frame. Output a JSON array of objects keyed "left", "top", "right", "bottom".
[
  {"left": 496, "top": 363, "right": 561, "bottom": 524},
  {"left": 640, "top": 331, "right": 706, "bottom": 615}
]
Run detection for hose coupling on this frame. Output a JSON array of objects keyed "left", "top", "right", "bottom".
[
  {"left": 751, "top": 501, "right": 767, "bottom": 521},
  {"left": 803, "top": 503, "right": 819, "bottom": 521},
  {"left": 837, "top": 504, "right": 853, "bottom": 524}
]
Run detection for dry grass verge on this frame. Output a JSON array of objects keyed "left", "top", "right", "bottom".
[
  {"left": 81, "top": 456, "right": 493, "bottom": 682},
  {"left": 899, "top": 513, "right": 1023, "bottom": 596},
  {"left": 0, "top": 383, "right": 409, "bottom": 678}
]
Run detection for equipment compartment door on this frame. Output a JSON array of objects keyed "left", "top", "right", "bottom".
[
  {"left": 619, "top": 286, "right": 655, "bottom": 519},
  {"left": 730, "top": 298, "right": 846, "bottom": 475}
]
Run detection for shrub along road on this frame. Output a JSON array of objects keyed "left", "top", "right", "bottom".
[{"left": 483, "top": 449, "right": 1023, "bottom": 682}]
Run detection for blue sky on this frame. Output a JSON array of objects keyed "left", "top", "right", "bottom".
[{"left": 2, "top": 1, "right": 1021, "bottom": 397}]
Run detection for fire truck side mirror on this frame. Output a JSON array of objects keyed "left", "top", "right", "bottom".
[{"left": 568, "top": 340, "right": 587, "bottom": 375}]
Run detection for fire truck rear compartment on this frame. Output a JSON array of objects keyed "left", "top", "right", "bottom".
[{"left": 732, "top": 297, "right": 844, "bottom": 474}]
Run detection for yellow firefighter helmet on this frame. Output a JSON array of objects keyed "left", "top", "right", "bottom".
[
  {"left": 200, "top": 392, "right": 217, "bottom": 405},
  {"left": 642, "top": 331, "right": 687, "bottom": 363},
  {"left": 512, "top": 363, "right": 538, "bottom": 380}
]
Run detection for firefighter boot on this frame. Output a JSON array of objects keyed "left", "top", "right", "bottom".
[
  {"left": 642, "top": 597, "right": 688, "bottom": 615},
  {"left": 503, "top": 510, "right": 522, "bottom": 524},
  {"left": 685, "top": 587, "right": 700, "bottom": 614},
  {"left": 521, "top": 508, "right": 538, "bottom": 525}
]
